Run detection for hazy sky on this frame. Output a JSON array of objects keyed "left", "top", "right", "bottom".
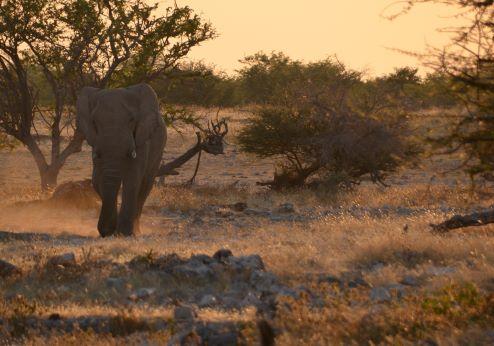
[{"left": 172, "top": 1, "right": 459, "bottom": 76}]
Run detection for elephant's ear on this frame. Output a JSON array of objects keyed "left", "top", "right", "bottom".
[
  {"left": 127, "top": 83, "right": 161, "bottom": 148},
  {"left": 76, "top": 87, "right": 100, "bottom": 147}
]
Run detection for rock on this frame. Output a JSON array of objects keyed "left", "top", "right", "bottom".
[
  {"left": 370, "top": 287, "right": 392, "bottom": 303},
  {"left": 400, "top": 275, "right": 420, "bottom": 287},
  {"left": 318, "top": 274, "right": 342, "bottom": 286},
  {"left": 370, "top": 262, "right": 385, "bottom": 272},
  {"left": 221, "top": 296, "right": 241, "bottom": 310},
  {"left": 174, "top": 305, "right": 197, "bottom": 322},
  {"left": 0, "top": 259, "right": 21, "bottom": 278},
  {"left": 48, "top": 253, "right": 76, "bottom": 267},
  {"left": 153, "top": 253, "right": 186, "bottom": 270},
  {"left": 128, "top": 287, "right": 156, "bottom": 301},
  {"left": 231, "top": 202, "right": 248, "bottom": 212},
  {"left": 310, "top": 297, "right": 326, "bottom": 309},
  {"left": 370, "top": 284, "right": 406, "bottom": 303},
  {"left": 105, "top": 277, "right": 125, "bottom": 289},
  {"left": 231, "top": 255, "right": 265, "bottom": 271},
  {"left": 348, "top": 277, "right": 369, "bottom": 288},
  {"left": 243, "top": 208, "right": 271, "bottom": 217},
  {"left": 213, "top": 249, "right": 233, "bottom": 262},
  {"left": 250, "top": 271, "right": 279, "bottom": 292},
  {"left": 240, "top": 292, "right": 261, "bottom": 307},
  {"left": 202, "top": 331, "right": 238, "bottom": 346},
  {"left": 192, "top": 215, "right": 205, "bottom": 225},
  {"left": 190, "top": 254, "right": 214, "bottom": 265},
  {"left": 198, "top": 294, "right": 218, "bottom": 308},
  {"left": 426, "top": 266, "right": 456, "bottom": 276},
  {"left": 277, "top": 203, "right": 295, "bottom": 213},
  {"left": 171, "top": 264, "right": 214, "bottom": 281},
  {"left": 275, "top": 287, "right": 299, "bottom": 299}
]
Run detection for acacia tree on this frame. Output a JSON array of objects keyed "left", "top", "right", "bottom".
[
  {"left": 237, "top": 54, "right": 417, "bottom": 189},
  {"left": 0, "top": 0, "right": 215, "bottom": 189},
  {"left": 390, "top": 1, "right": 494, "bottom": 180}
]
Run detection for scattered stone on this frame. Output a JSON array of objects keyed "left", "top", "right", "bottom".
[
  {"left": 275, "top": 287, "right": 299, "bottom": 299},
  {"left": 48, "top": 252, "right": 76, "bottom": 267},
  {"left": 370, "top": 284, "right": 407, "bottom": 303},
  {"left": 426, "top": 266, "right": 456, "bottom": 276},
  {"left": 174, "top": 305, "right": 197, "bottom": 322},
  {"left": 240, "top": 292, "right": 261, "bottom": 307},
  {"left": 128, "top": 288, "right": 156, "bottom": 301},
  {"left": 370, "top": 287, "right": 392, "bottom": 303},
  {"left": 277, "top": 203, "right": 295, "bottom": 213},
  {"left": 230, "top": 255, "right": 265, "bottom": 271},
  {"left": 348, "top": 277, "right": 369, "bottom": 288},
  {"left": 318, "top": 274, "right": 342, "bottom": 286},
  {"left": 213, "top": 249, "right": 233, "bottom": 262},
  {"left": 400, "top": 275, "right": 420, "bottom": 287},
  {"left": 250, "top": 271, "right": 279, "bottom": 292},
  {"left": 174, "top": 330, "right": 202, "bottom": 346},
  {"left": 190, "top": 254, "right": 214, "bottom": 265},
  {"left": 0, "top": 259, "right": 21, "bottom": 278},
  {"left": 171, "top": 263, "right": 214, "bottom": 281},
  {"left": 105, "top": 277, "right": 125, "bottom": 289},
  {"left": 243, "top": 208, "right": 271, "bottom": 217},
  {"left": 192, "top": 215, "right": 205, "bottom": 225},
  {"left": 231, "top": 202, "right": 248, "bottom": 212},
  {"left": 198, "top": 294, "right": 218, "bottom": 308},
  {"left": 200, "top": 330, "right": 238, "bottom": 346},
  {"left": 370, "top": 262, "right": 385, "bottom": 272},
  {"left": 310, "top": 297, "right": 326, "bottom": 309}
]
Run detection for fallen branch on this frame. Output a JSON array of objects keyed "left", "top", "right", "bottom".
[
  {"left": 430, "top": 208, "right": 494, "bottom": 233},
  {"left": 156, "top": 132, "right": 203, "bottom": 177},
  {"left": 155, "top": 118, "right": 228, "bottom": 180}
]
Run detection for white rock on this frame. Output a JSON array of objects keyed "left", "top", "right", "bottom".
[{"left": 198, "top": 294, "right": 217, "bottom": 308}]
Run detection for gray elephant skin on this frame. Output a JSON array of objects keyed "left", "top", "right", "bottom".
[{"left": 77, "top": 83, "right": 166, "bottom": 237}]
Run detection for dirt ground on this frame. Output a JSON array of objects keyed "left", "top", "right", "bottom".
[{"left": 2, "top": 110, "right": 494, "bottom": 345}]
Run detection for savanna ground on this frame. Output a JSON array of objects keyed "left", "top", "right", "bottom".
[{"left": 2, "top": 109, "right": 494, "bottom": 345}]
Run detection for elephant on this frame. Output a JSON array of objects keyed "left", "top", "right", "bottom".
[{"left": 76, "top": 83, "right": 166, "bottom": 237}]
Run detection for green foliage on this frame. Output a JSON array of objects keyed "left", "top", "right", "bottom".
[
  {"left": 237, "top": 53, "right": 418, "bottom": 189},
  {"left": 422, "top": 283, "right": 486, "bottom": 319},
  {"left": 152, "top": 61, "right": 240, "bottom": 107}
]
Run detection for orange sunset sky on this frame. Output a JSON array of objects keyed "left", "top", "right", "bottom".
[{"left": 170, "top": 1, "right": 460, "bottom": 76}]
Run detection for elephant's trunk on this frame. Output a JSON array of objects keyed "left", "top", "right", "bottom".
[{"left": 97, "top": 167, "right": 122, "bottom": 237}]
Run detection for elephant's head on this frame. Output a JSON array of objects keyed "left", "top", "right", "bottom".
[
  {"left": 77, "top": 83, "right": 160, "bottom": 162},
  {"left": 76, "top": 83, "right": 161, "bottom": 236}
]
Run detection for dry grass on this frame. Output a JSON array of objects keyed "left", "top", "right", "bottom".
[{"left": 2, "top": 109, "right": 494, "bottom": 344}]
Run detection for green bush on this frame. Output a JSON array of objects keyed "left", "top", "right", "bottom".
[{"left": 237, "top": 55, "right": 418, "bottom": 189}]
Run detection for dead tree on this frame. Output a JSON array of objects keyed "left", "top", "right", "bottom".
[
  {"left": 431, "top": 209, "right": 494, "bottom": 233},
  {"left": 156, "top": 119, "right": 228, "bottom": 182}
]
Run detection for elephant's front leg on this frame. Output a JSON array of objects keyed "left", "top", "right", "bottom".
[
  {"left": 93, "top": 163, "right": 118, "bottom": 237},
  {"left": 116, "top": 168, "right": 141, "bottom": 236}
]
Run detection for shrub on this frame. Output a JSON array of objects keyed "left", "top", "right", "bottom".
[{"left": 237, "top": 56, "right": 418, "bottom": 189}]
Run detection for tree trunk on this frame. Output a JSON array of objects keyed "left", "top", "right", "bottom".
[
  {"left": 40, "top": 166, "right": 60, "bottom": 190},
  {"left": 23, "top": 132, "right": 83, "bottom": 190}
]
